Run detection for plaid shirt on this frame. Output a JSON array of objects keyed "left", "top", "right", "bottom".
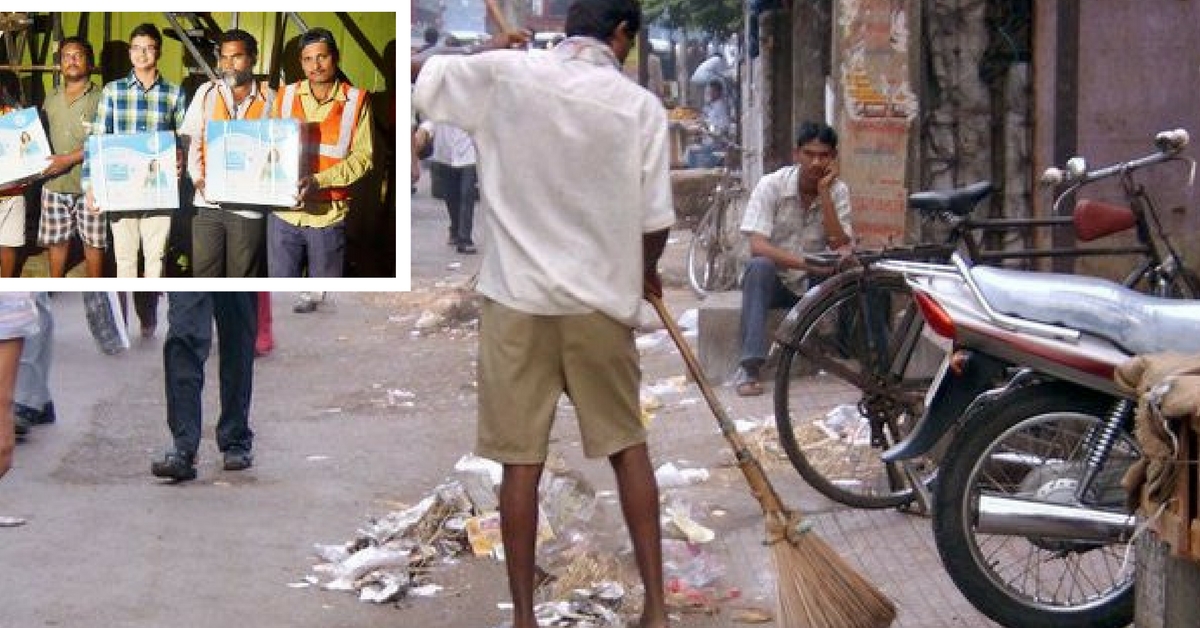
[{"left": 82, "top": 70, "right": 187, "bottom": 189}]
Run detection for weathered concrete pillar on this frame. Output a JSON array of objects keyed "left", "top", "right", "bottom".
[
  {"left": 760, "top": 6, "right": 794, "bottom": 173},
  {"left": 1136, "top": 533, "right": 1200, "bottom": 627}
]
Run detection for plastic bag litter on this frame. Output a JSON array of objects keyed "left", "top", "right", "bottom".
[{"left": 654, "top": 462, "right": 710, "bottom": 488}]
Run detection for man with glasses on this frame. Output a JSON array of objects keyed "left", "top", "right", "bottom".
[
  {"left": 84, "top": 22, "right": 187, "bottom": 278},
  {"left": 179, "top": 29, "right": 274, "bottom": 277},
  {"left": 39, "top": 36, "right": 104, "bottom": 278}
]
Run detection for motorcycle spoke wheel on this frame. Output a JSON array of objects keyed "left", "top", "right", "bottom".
[{"left": 933, "top": 385, "right": 1137, "bottom": 628}]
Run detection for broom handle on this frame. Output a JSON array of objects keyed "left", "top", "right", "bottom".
[{"left": 648, "top": 294, "right": 792, "bottom": 518}]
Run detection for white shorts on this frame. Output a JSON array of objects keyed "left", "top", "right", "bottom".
[{"left": 0, "top": 196, "right": 26, "bottom": 248}]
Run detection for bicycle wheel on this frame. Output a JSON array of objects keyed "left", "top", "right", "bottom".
[
  {"left": 932, "top": 383, "right": 1135, "bottom": 628},
  {"left": 773, "top": 269, "right": 943, "bottom": 509},
  {"left": 686, "top": 201, "right": 740, "bottom": 298}
]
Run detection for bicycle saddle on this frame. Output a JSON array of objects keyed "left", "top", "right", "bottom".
[
  {"left": 970, "top": 265, "right": 1200, "bottom": 355},
  {"left": 907, "top": 181, "right": 994, "bottom": 217}
]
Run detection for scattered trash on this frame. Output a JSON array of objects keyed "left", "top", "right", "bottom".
[
  {"left": 635, "top": 329, "right": 668, "bottom": 350},
  {"left": 731, "top": 606, "right": 774, "bottom": 623},
  {"left": 645, "top": 375, "right": 688, "bottom": 397},
  {"left": 676, "top": 309, "right": 699, "bottom": 332},
  {"left": 821, "top": 404, "right": 871, "bottom": 445},
  {"left": 665, "top": 505, "right": 715, "bottom": 544},
  {"left": 654, "top": 462, "right": 710, "bottom": 489},
  {"left": 0, "top": 515, "right": 26, "bottom": 527}
]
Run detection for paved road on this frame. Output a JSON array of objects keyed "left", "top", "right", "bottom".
[{"left": 0, "top": 182, "right": 1000, "bottom": 627}]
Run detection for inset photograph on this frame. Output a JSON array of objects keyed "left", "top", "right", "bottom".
[{"left": 0, "top": 11, "right": 397, "bottom": 279}]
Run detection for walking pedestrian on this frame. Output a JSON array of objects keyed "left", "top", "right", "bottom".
[
  {"left": 179, "top": 28, "right": 274, "bottom": 277},
  {"left": 0, "top": 293, "right": 38, "bottom": 474},
  {"left": 39, "top": 36, "right": 105, "bottom": 277},
  {"left": 14, "top": 292, "right": 54, "bottom": 434},
  {"left": 84, "top": 22, "right": 187, "bottom": 278},
  {"left": 151, "top": 292, "right": 256, "bottom": 482},
  {"left": 269, "top": 27, "right": 373, "bottom": 279},
  {"left": 413, "top": 1, "right": 673, "bottom": 626},
  {"left": 419, "top": 120, "right": 478, "bottom": 253}
]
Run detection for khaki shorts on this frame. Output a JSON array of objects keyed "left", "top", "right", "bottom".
[{"left": 476, "top": 299, "right": 645, "bottom": 464}]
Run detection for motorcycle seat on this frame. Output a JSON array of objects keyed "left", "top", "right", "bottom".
[
  {"left": 907, "top": 181, "right": 993, "bottom": 217},
  {"left": 970, "top": 265, "right": 1200, "bottom": 356}
]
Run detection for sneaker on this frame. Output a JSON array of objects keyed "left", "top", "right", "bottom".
[
  {"left": 223, "top": 449, "right": 254, "bottom": 471},
  {"left": 292, "top": 299, "right": 319, "bottom": 314},
  {"left": 151, "top": 451, "right": 197, "bottom": 482},
  {"left": 456, "top": 241, "right": 477, "bottom": 254}
]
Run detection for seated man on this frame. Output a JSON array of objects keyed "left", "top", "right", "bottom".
[{"left": 734, "top": 121, "right": 853, "bottom": 396}]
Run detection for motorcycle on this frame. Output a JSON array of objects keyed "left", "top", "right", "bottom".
[{"left": 876, "top": 249, "right": 1200, "bottom": 628}]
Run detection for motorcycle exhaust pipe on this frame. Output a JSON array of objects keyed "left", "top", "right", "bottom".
[{"left": 975, "top": 493, "right": 1136, "bottom": 543}]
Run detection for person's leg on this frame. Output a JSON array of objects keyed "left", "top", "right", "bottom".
[
  {"left": 223, "top": 212, "right": 266, "bottom": 278},
  {"left": 498, "top": 462, "right": 544, "bottom": 628},
  {"left": 190, "top": 209, "right": 226, "bottom": 278},
  {"left": 738, "top": 256, "right": 781, "bottom": 373},
  {"left": 267, "top": 213, "right": 306, "bottom": 277},
  {"left": 476, "top": 301, "right": 564, "bottom": 628},
  {"left": 0, "top": 196, "right": 25, "bottom": 278},
  {"left": 14, "top": 293, "right": 53, "bottom": 424},
  {"left": 74, "top": 193, "right": 108, "bottom": 279},
  {"left": 455, "top": 165, "right": 478, "bottom": 253},
  {"left": 0, "top": 338, "right": 24, "bottom": 479},
  {"left": 109, "top": 215, "right": 141, "bottom": 278},
  {"left": 157, "top": 293, "right": 213, "bottom": 473},
  {"left": 139, "top": 214, "right": 172, "bottom": 279},
  {"left": 560, "top": 312, "right": 667, "bottom": 627},
  {"left": 211, "top": 292, "right": 256, "bottom": 464},
  {"left": 38, "top": 190, "right": 71, "bottom": 278},
  {"left": 255, "top": 292, "right": 274, "bottom": 356},
  {"left": 610, "top": 444, "right": 669, "bottom": 628},
  {"left": 304, "top": 223, "right": 346, "bottom": 278},
  {"left": 133, "top": 292, "right": 160, "bottom": 339}
]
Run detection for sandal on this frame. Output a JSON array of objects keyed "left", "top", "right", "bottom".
[{"left": 734, "top": 368, "right": 764, "bottom": 397}]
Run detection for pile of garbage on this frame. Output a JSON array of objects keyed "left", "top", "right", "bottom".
[{"left": 300, "top": 454, "right": 649, "bottom": 626}]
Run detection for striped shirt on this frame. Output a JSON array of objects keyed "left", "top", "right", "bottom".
[{"left": 82, "top": 70, "right": 187, "bottom": 189}]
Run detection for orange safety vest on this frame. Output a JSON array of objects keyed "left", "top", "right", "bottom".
[
  {"left": 275, "top": 81, "right": 364, "bottom": 202},
  {"left": 198, "top": 82, "right": 275, "bottom": 179}
]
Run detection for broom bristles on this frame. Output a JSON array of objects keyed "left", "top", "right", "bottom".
[{"left": 772, "top": 530, "right": 896, "bottom": 628}]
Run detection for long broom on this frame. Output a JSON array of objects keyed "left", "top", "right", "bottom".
[{"left": 648, "top": 293, "right": 896, "bottom": 628}]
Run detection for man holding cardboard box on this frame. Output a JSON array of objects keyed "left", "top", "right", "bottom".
[
  {"left": 84, "top": 23, "right": 187, "bottom": 278},
  {"left": 270, "top": 27, "right": 373, "bottom": 278},
  {"left": 39, "top": 37, "right": 105, "bottom": 278},
  {"left": 179, "top": 29, "right": 275, "bottom": 278}
]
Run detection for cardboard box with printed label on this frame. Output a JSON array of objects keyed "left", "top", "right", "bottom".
[
  {"left": 204, "top": 118, "right": 301, "bottom": 207},
  {"left": 87, "top": 131, "right": 180, "bottom": 210},
  {"left": 0, "top": 107, "right": 52, "bottom": 190}
]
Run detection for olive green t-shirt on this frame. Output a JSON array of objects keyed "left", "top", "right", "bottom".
[{"left": 41, "top": 82, "right": 101, "bottom": 195}]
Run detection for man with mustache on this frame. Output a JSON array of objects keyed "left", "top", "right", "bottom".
[
  {"left": 179, "top": 28, "right": 274, "bottom": 277},
  {"left": 270, "top": 27, "right": 373, "bottom": 283}
]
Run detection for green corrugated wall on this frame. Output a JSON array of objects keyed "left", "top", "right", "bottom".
[{"left": 18, "top": 12, "right": 396, "bottom": 95}]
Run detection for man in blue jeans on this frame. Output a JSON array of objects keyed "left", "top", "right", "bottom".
[
  {"left": 151, "top": 293, "right": 256, "bottom": 481},
  {"left": 734, "top": 121, "right": 853, "bottom": 396}
]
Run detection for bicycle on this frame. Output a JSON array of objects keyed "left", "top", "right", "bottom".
[
  {"left": 770, "top": 129, "right": 1198, "bottom": 510},
  {"left": 685, "top": 131, "right": 746, "bottom": 297}
]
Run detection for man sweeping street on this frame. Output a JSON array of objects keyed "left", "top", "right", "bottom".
[{"left": 412, "top": 1, "right": 673, "bottom": 626}]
